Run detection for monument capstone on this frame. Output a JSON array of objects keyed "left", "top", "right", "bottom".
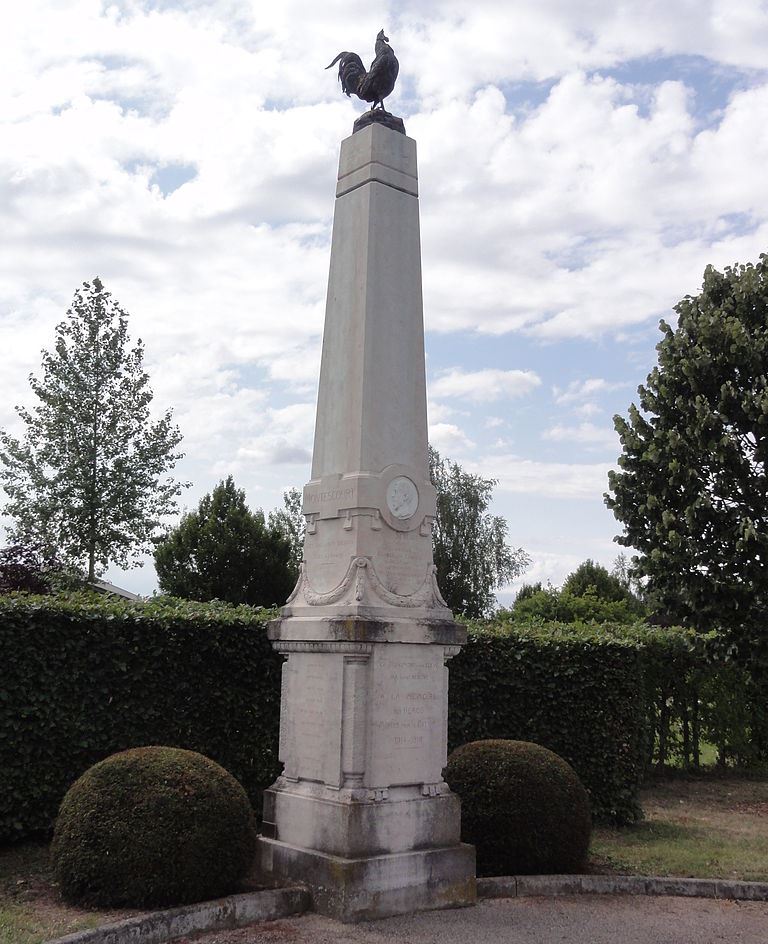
[{"left": 257, "top": 38, "right": 476, "bottom": 921}]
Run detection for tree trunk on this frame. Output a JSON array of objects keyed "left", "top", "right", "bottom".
[
  {"left": 681, "top": 694, "right": 691, "bottom": 769},
  {"left": 88, "top": 367, "right": 99, "bottom": 584},
  {"left": 657, "top": 694, "right": 670, "bottom": 770},
  {"left": 691, "top": 681, "right": 701, "bottom": 769}
]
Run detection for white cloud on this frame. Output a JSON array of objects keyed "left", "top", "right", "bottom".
[
  {"left": 505, "top": 550, "right": 584, "bottom": 593},
  {"left": 573, "top": 402, "right": 603, "bottom": 418},
  {"left": 427, "top": 399, "right": 461, "bottom": 424},
  {"left": 553, "top": 377, "right": 629, "bottom": 404},
  {"left": 428, "top": 422, "right": 475, "bottom": 455},
  {"left": 543, "top": 421, "right": 619, "bottom": 450},
  {"left": 497, "top": 544, "right": 621, "bottom": 600},
  {"left": 472, "top": 454, "right": 613, "bottom": 499},
  {"left": 402, "top": 1, "right": 768, "bottom": 98},
  {"left": 3, "top": 1, "right": 768, "bottom": 598},
  {"left": 415, "top": 71, "right": 768, "bottom": 339},
  {"left": 235, "top": 402, "right": 316, "bottom": 469},
  {"left": 430, "top": 368, "right": 541, "bottom": 402}
]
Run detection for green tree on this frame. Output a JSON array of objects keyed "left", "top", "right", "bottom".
[
  {"left": 515, "top": 581, "right": 543, "bottom": 603},
  {"left": 510, "top": 586, "right": 640, "bottom": 625},
  {"left": 606, "top": 257, "right": 768, "bottom": 662},
  {"left": 429, "top": 446, "right": 530, "bottom": 618},
  {"left": 562, "top": 558, "right": 637, "bottom": 604},
  {"left": 154, "top": 476, "right": 294, "bottom": 606},
  {"left": 0, "top": 278, "right": 185, "bottom": 581},
  {"left": 268, "top": 486, "right": 304, "bottom": 580}
]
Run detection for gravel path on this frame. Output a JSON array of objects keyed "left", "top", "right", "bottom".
[{"left": 180, "top": 895, "right": 768, "bottom": 944}]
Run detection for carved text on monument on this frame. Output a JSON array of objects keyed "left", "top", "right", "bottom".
[{"left": 368, "top": 646, "right": 444, "bottom": 785}]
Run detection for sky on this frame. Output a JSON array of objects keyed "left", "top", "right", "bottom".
[{"left": 2, "top": 0, "right": 768, "bottom": 603}]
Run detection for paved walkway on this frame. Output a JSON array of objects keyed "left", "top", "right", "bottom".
[{"left": 181, "top": 895, "right": 768, "bottom": 944}]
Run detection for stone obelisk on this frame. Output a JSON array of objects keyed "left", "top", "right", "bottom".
[{"left": 257, "top": 118, "right": 475, "bottom": 921}]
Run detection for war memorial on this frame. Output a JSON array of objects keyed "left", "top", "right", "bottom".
[{"left": 256, "top": 32, "right": 477, "bottom": 921}]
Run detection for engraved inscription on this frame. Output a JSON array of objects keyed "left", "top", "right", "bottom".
[
  {"left": 368, "top": 645, "right": 445, "bottom": 788},
  {"left": 291, "top": 656, "right": 329, "bottom": 781},
  {"left": 280, "top": 652, "right": 344, "bottom": 787},
  {"left": 379, "top": 529, "right": 430, "bottom": 595},
  {"left": 303, "top": 480, "right": 360, "bottom": 522},
  {"left": 305, "top": 519, "right": 354, "bottom": 593},
  {"left": 305, "top": 486, "right": 356, "bottom": 505}
]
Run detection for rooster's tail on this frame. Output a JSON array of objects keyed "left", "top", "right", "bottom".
[{"left": 325, "top": 51, "right": 365, "bottom": 99}]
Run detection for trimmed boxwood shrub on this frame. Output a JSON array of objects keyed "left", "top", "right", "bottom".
[
  {"left": 52, "top": 746, "right": 257, "bottom": 906},
  {"left": 444, "top": 739, "right": 591, "bottom": 876},
  {"left": 0, "top": 592, "right": 282, "bottom": 842}
]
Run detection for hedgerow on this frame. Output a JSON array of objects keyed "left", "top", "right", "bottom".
[
  {"left": 2, "top": 592, "right": 754, "bottom": 840},
  {"left": 449, "top": 621, "right": 648, "bottom": 823},
  {"left": 0, "top": 592, "right": 281, "bottom": 842}
]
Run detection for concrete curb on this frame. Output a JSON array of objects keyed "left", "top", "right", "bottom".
[
  {"left": 45, "top": 885, "right": 311, "bottom": 944},
  {"left": 478, "top": 874, "right": 768, "bottom": 902},
  {"left": 43, "top": 873, "right": 768, "bottom": 944}
]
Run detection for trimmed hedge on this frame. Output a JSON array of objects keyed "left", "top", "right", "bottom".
[
  {"left": 0, "top": 592, "right": 281, "bottom": 842},
  {"left": 2, "top": 593, "right": 713, "bottom": 840},
  {"left": 449, "top": 621, "right": 648, "bottom": 823},
  {"left": 52, "top": 746, "right": 257, "bottom": 906}
]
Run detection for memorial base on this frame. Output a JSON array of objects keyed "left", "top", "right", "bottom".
[
  {"left": 260, "top": 781, "right": 464, "bottom": 856},
  {"left": 258, "top": 835, "right": 475, "bottom": 922}
]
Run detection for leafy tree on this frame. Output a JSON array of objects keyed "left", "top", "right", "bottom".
[
  {"left": 610, "top": 553, "right": 633, "bottom": 592},
  {"left": 509, "top": 585, "right": 640, "bottom": 625},
  {"left": 515, "top": 581, "right": 543, "bottom": 603},
  {"left": 562, "top": 558, "right": 637, "bottom": 604},
  {"left": 268, "top": 486, "right": 304, "bottom": 580},
  {"left": 154, "top": 476, "right": 294, "bottom": 606},
  {"left": 0, "top": 278, "right": 185, "bottom": 581},
  {"left": 429, "top": 446, "right": 530, "bottom": 618},
  {"left": 606, "top": 257, "right": 768, "bottom": 664}
]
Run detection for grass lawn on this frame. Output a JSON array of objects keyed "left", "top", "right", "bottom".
[{"left": 590, "top": 775, "right": 768, "bottom": 881}]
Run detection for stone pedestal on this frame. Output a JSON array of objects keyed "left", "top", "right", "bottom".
[{"left": 257, "top": 123, "right": 475, "bottom": 922}]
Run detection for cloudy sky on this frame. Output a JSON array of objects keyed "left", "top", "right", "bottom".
[{"left": 2, "top": 0, "right": 768, "bottom": 601}]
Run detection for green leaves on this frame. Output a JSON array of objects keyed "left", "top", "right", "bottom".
[
  {"left": 153, "top": 476, "right": 294, "bottom": 607},
  {"left": 267, "top": 486, "right": 304, "bottom": 580},
  {"left": 0, "top": 592, "right": 280, "bottom": 842},
  {"left": 429, "top": 446, "right": 530, "bottom": 618},
  {"left": 606, "top": 255, "right": 768, "bottom": 665},
  {"left": 449, "top": 621, "right": 647, "bottom": 824},
  {"left": 0, "top": 279, "right": 187, "bottom": 580}
]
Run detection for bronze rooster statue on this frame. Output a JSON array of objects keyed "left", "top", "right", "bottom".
[{"left": 326, "top": 30, "right": 399, "bottom": 112}]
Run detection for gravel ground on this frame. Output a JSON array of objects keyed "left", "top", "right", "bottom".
[{"left": 179, "top": 895, "right": 768, "bottom": 944}]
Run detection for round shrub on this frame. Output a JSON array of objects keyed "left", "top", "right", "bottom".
[
  {"left": 51, "top": 746, "right": 257, "bottom": 907},
  {"left": 444, "top": 739, "right": 591, "bottom": 876}
]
